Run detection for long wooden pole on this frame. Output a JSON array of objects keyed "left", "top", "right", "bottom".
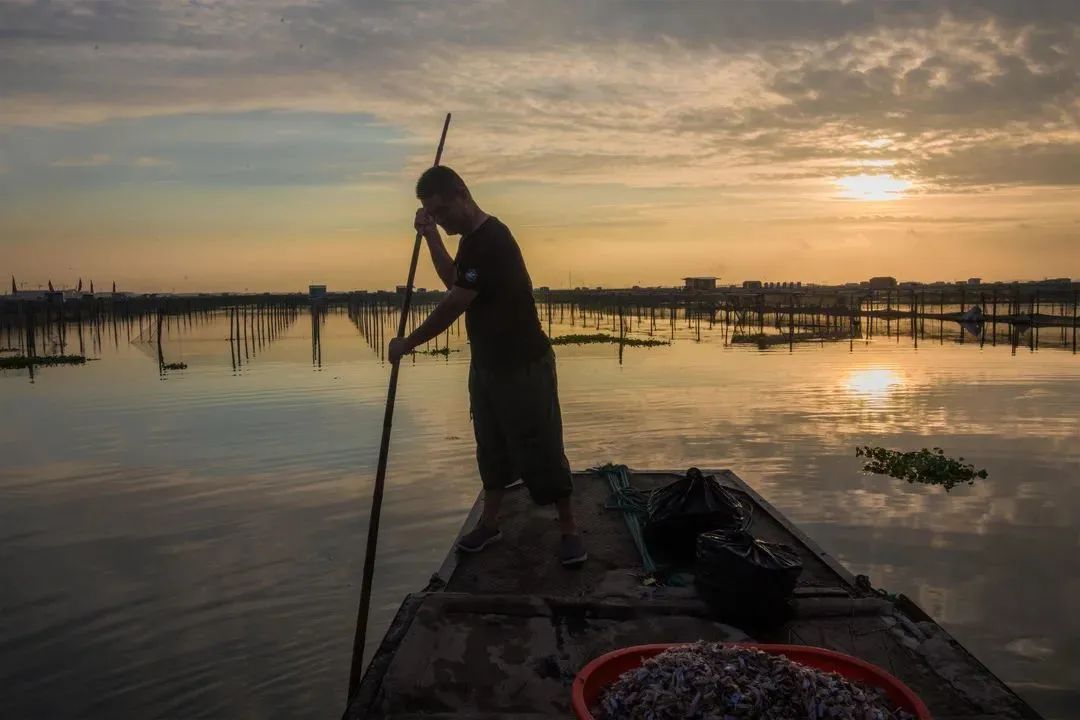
[{"left": 347, "top": 112, "right": 451, "bottom": 699}]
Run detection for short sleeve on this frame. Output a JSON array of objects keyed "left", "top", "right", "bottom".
[
  {"left": 454, "top": 231, "right": 500, "bottom": 293},
  {"left": 454, "top": 250, "right": 483, "bottom": 292}
]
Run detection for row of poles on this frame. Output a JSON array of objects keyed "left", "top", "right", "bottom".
[
  {"left": 337, "top": 289, "right": 1079, "bottom": 359},
  {"left": 0, "top": 297, "right": 307, "bottom": 376},
  {"left": 4, "top": 289, "right": 1074, "bottom": 362}
]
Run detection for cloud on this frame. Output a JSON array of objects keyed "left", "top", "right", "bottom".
[
  {"left": 50, "top": 153, "right": 111, "bottom": 167},
  {"left": 133, "top": 155, "right": 170, "bottom": 167},
  {"left": 0, "top": 0, "right": 1078, "bottom": 195},
  {"left": 1, "top": 112, "right": 406, "bottom": 193},
  {"left": 763, "top": 214, "right": 1030, "bottom": 226},
  {"left": 914, "top": 143, "right": 1080, "bottom": 187}
]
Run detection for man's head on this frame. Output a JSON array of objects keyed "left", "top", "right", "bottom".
[{"left": 416, "top": 166, "right": 476, "bottom": 235}]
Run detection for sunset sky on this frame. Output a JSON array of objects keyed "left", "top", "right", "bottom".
[{"left": 2, "top": 0, "right": 1078, "bottom": 292}]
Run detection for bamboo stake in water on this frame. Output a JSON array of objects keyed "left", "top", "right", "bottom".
[{"left": 347, "top": 112, "right": 451, "bottom": 700}]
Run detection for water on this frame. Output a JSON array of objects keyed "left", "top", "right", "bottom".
[{"left": 1, "top": 305, "right": 1077, "bottom": 719}]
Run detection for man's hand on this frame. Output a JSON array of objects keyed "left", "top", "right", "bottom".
[
  {"left": 388, "top": 337, "right": 411, "bottom": 365},
  {"left": 414, "top": 208, "right": 439, "bottom": 240}
]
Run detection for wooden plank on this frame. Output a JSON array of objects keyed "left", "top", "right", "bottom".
[{"left": 343, "top": 592, "right": 427, "bottom": 720}]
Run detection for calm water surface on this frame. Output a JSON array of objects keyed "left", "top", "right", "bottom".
[{"left": 1, "top": 306, "right": 1077, "bottom": 718}]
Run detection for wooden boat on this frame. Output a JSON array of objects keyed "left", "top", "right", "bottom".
[{"left": 344, "top": 468, "right": 1042, "bottom": 719}]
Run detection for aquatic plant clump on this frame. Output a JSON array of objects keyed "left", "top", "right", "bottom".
[
  {"left": 731, "top": 331, "right": 851, "bottom": 348},
  {"left": 596, "top": 643, "right": 915, "bottom": 720},
  {"left": 550, "top": 333, "right": 669, "bottom": 347},
  {"left": 0, "top": 354, "right": 87, "bottom": 369},
  {"left": 409, "top": 347, "right": 461, "bottom": 356},
  {"left": 856, "top": 446, "right": 987, "bottom": 491},
  {"left": 162, "top": 362, "right": 188, "bottom": 370}
]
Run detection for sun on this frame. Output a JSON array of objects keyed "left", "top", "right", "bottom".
[{"left": 835, "top": 174, "right": 912, "bottom": 201}]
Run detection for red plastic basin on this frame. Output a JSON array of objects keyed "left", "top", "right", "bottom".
[{"left": 572, "top": 642, "right": 931, "bottom": 719}]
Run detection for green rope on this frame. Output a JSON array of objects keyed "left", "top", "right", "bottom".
[{"left": 593, "top": 463, "right": 657, "bottom": 575}]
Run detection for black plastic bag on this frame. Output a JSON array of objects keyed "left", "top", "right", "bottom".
[
  {"left": 643, "top": 468, "right": 748, "bottom": 564},
  {"left": 695, "top": 529, "right": 803, "bottom": 625}
]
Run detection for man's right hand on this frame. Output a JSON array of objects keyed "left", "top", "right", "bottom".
[{"left": 414, "top": 208, "right": 438, "bottom": 240}]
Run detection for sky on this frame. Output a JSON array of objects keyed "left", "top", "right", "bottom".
[{"left": 1, "top": 0, "right": 1079, "bottom": 292}]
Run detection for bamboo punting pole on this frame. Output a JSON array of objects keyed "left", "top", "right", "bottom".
[{"left": 347, "top": 113, "right": 451, "bottom": 700}]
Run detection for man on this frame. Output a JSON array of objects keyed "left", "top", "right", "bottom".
[{"left": 387, "top": 166, "right": 587, "bottom": 567}]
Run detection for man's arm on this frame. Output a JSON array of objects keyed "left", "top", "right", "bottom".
[
  {"left": 415, "top": 209, "right": 456, "bottom": 290},
  {"left": 389, "top": 285, "right": 476, "bottom": 362}
]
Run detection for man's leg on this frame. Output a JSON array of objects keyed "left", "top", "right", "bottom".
[
  {"left": 457, "top": 363, "right": 512, "bottom": 553},
  {"left": 509, "top": 349, "right": 585, "bottom": 565},
  {"left": 555, "top": 495, "right": 577, "bottom": 536},
  {"left": 458, "top": 482, "right": 506, "bottom": 553},
  {"left": 481, "top": 487, "right": 506, "bottom": 530}
]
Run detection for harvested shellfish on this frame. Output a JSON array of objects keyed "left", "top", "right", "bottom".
[{"left": 595, "top": 642, "right": 915, "bottom": 720}]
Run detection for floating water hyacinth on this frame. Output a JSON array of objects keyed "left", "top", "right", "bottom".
[
  {"left": 595, "top": 643, "right": 915, "bottom": 720},
  {"left": 856, "top": 445, "right": 987, "bottom": 491},
  {"left": 0, "top": 354, "right": 87, "bottom": 369},
  {"left": 550, "top": 333, "right": 669, "bottom": 347}
]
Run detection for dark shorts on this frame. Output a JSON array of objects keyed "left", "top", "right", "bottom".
[{"left": 468, "top": 347, "right": 573, "bottom": 505}]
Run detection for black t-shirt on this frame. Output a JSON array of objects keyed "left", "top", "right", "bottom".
[{"left": 453, "top": 216, "right": 550, "bottom": 370}]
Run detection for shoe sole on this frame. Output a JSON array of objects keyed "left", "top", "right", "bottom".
[
  {"left": 561, "top": 552, "right": 588, "bottom": 567},
  {"left": 456, "top": 532, "right": 502, "bottom": 553}
]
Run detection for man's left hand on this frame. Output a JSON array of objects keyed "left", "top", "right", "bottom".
[{"left": 388, "top": 337, "right": 411, "bottom": 364}]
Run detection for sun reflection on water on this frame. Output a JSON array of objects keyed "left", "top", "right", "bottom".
[{"left": 845, "top": 368, "right": 904, "bottom": 399}]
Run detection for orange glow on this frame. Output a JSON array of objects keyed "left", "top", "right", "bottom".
[{"left": 836, "top": 174, "right": 913, "bottom": 201}]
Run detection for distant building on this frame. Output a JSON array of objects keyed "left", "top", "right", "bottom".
[
  {"left": 309, "top": 284, "right": 327, "bottom": 300},
  {"left": 742, "top": 280, "right": 763, "bottom": 290},
  {"left": 11, "top": 289, "right": 64, "bottom": 302},
  {"left": 868, "top": 276, "right": 898, "bottom": 290},
  {"left": 967, "top": 278, "right": 982, "bottom": 286},
  {"left": 683, "top": 277, "right": 717, "bottom": 291}
]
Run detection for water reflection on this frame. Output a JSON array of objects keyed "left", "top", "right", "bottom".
[
  {"left": 0, "top": 308, "right": 1077, "bottom": 719},
  {"left": 845, "top": 368, "right": 903, "bottom": 400}
]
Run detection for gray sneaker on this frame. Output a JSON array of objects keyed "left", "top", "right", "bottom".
[
  {"left": 560, "top": 534, "right": 588, "bottom": 566},
  {"left": 456, "top": 524, "right": 502, "bottom": 553}
]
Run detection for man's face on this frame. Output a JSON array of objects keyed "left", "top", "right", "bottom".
[{"left": 421, "top": 192, "right": 466, "bottom": 235}]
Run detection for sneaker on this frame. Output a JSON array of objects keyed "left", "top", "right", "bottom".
[
  {"left": 456, "top": 524, "right": 502, "bottom": 553},
  {"left": 560, "top": 533, "right": 588, "bottom": 567}
]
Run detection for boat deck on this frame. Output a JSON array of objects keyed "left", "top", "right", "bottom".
[{"left": 344, "top": 469, "right": 1041, "bottom": 719}]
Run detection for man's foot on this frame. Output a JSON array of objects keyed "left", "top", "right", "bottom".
[
  {"left": 560, "top": 533, "right": 588, "bottom": 567},
  {"left": 456, "top": 524, "right": 502, "bottom": 553}
]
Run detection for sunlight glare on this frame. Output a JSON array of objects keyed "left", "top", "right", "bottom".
[
  {"left": 845, "top": 368, "right": 904, "bottom": 399},
  {"left": 836, "top": 174, "right": 912, "bottom": 201}
]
